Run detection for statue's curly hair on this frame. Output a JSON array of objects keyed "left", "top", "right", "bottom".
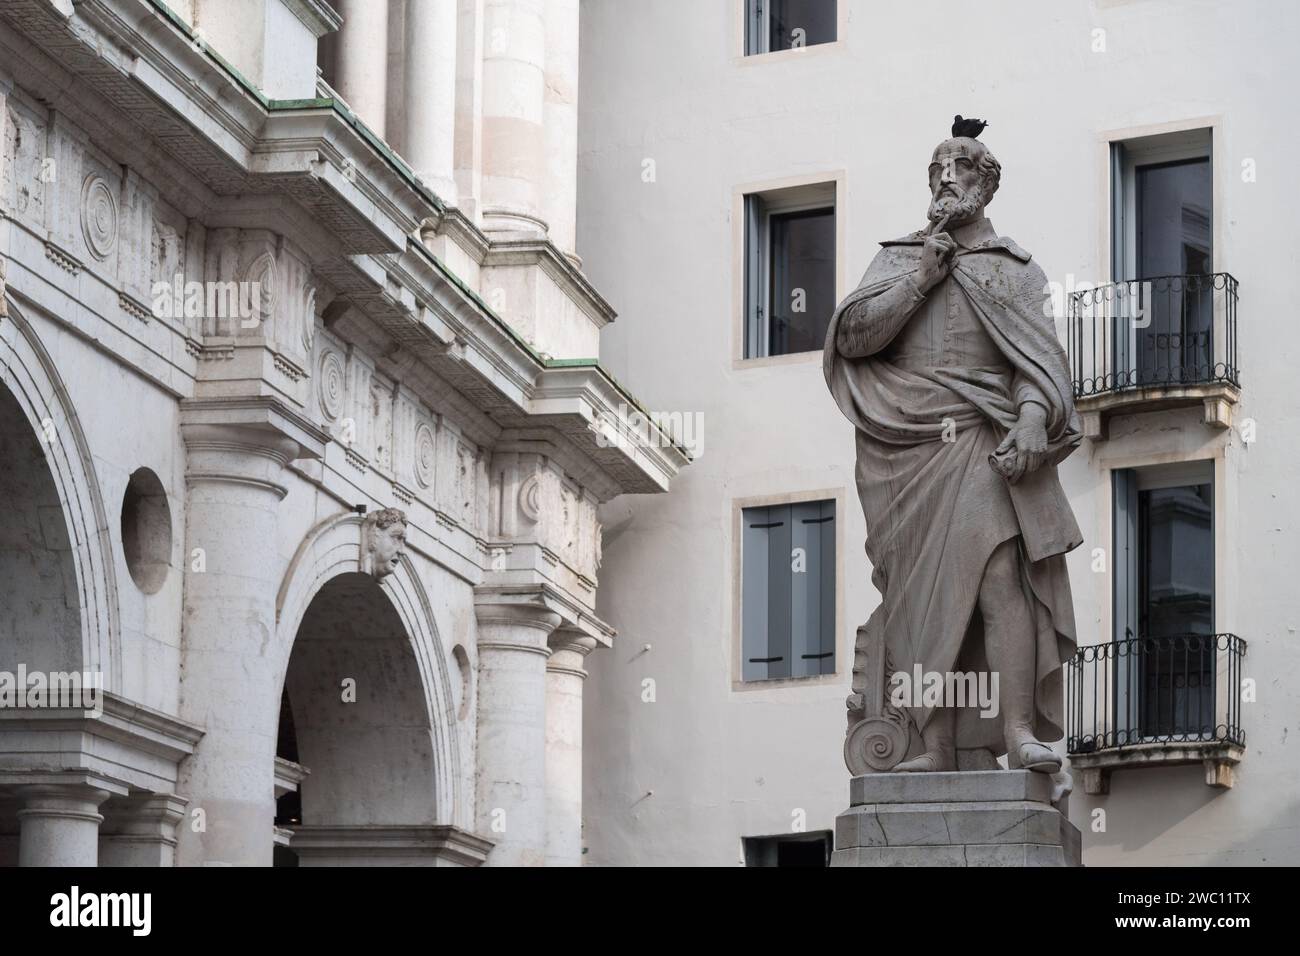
[
  {"left": 975, "top": 145, "right": 1001, "bottom": 206},
  {"left": 371, "top": 507, "right": 407, "bottom": 529}
]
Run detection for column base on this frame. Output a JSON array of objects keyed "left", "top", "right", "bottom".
[{"left": 830, "top": 770, "right": 1082, "bottom": 867}]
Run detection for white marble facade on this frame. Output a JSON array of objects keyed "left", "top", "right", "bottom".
[{"left": 0, "top": 0, "right": 684, "bottom": 866}]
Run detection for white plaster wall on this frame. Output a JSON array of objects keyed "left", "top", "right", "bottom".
[{"left": 579, "top": 0, "right": 1300, "bottom": 866}]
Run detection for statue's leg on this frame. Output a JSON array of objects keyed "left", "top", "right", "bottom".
[{"left": 979, "top": 538, "right": 1060, "bottom": 772}]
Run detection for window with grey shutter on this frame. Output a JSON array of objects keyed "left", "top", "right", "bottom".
[{"left": 742, "top": 500, "right": 835, "bottom": 681}]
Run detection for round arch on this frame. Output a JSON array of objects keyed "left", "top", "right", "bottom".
[
  {"left": 275, "top": 511, "right": 464, "bottom": 829},
  {"left": 0, "top": 296, "right": 120, "bottom": 687}
]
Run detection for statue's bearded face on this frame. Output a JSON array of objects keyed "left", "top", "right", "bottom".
[{"left": 927, "top": 139, "right": 990, "bottom": 227}]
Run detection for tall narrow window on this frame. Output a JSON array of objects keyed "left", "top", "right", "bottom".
[
  {"left": 744, "top": 182, "right": 836, "bottom": 359},
  {"left": 741, "top": 500, "right": 835, "bottom": 681},
  {"left": 1112, "top": 462, "right": 1214, "bottom": 741},
  {"left": 1110, "top": 130, "right": 1213, "bottom": 387},
  {"left": 745, "top": 0, "right": 837, "bottom": 55}
]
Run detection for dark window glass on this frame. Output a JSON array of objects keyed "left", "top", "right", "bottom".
[
  {"left": 1137, "top": 481, "right": 1214, "bottom": 737},
  {"left": 768, "top": 207, "right": 835, "bottom": 356},
  {"left": 1135, "top": 158, "right": 1212, "bottom": 385},
  {"left": 769, "top": 0, "right": 837, "bottom": 50}
]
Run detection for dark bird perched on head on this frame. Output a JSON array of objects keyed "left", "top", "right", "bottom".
[{"left": 952, "top": 115, "right": 989, "bottom": 139}]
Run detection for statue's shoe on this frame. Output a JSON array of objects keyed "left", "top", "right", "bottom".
[
  {"left": 1011, "top": 740, "right": 1061, "bottom": 773},
  {"left": 893, "top": 751, "right": 956, "bottom": 773}
]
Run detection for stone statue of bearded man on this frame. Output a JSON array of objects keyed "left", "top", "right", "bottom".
[{"left": 824, "top": 117, "right": 1083, "bottom": 775}]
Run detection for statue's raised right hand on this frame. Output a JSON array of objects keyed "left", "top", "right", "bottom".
[{"left": 915, "top": 232, "right": 956, "bottom": 293}]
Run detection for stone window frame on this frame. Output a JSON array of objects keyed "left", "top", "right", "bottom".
[
  {"left": 1092, "top": 445, "right": 1232, "bottom": 648},
  {"left": 729, "top": 486, "right": 847, "bottom": 691},
  {"left": 1095, "top": 115, "right": 1224, "bottom": 289},
  {"left": 731, "top": 170, "right": 847, "bottom": 369}
]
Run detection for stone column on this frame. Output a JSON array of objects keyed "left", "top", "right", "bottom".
[
  {"left": 541, "top": 0, "right": 579, "bottom": 258},
  {"left": 474, "top": 597, "right": 560, "bottom": 866},
  {"left": 175, "top": 422, "right": 302, "bottom": 867},
  {"left": 17, "top": 784, "right": 110, "bottom": 867},
  {"left": 334, "top": 0, "right": 391, "bottom": 138},
  {"left": 544, "top": 628, "right": 597, "bottom": 866},
  {"left": 403, "top": 0, "right": 459, "bottom": 204},
  {"left": 454, "top": 0, "right": 485, "bottom": 220},
  {"left": 479, "top": 0, "right": 548, "bottom": 235},
  {"left": 99, "top": 795, "right": 188, "bottom": 867}
]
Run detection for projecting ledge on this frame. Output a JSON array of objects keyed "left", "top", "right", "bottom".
[
  {"left": 1077, "top": 381, "right": 1240, "bottom": 440},
  {"left": 1069, "top": 741, "right": 1245, "bottom": 794}
]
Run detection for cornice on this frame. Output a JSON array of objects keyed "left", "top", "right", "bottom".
[{"left": 0, "top": 0, "right": 689, "bottom": 501}]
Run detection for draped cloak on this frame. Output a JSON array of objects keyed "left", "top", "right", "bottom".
[{"left": 824, "top": 227, "right": 1083, "bottom": 754}]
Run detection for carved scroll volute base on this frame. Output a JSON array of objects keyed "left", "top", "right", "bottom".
[{"left": 844, "top": 619, "right": 910, "bottom": 774}]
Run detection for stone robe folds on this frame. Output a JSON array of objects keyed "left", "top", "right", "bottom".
[{"left": 824, "top": 229, "right": 1083, "bottom": 755}]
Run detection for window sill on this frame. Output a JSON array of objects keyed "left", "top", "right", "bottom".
[
  {"left": 731, "top": 671, "right": 841, "bottom": 693},
  {"left": 1077, "top": 380, "right": 1240, "bottom": 440},
  {"left": 1069, "top": 740, "right": 1245, "bottom": 794},
  {"left": 733, "top": 41, "right": 844, "bottom": 66},
  {"left": 733, "top": 349, "right": 823, "bottom": 370}
]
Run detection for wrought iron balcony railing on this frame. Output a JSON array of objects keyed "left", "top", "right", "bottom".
[
  {"left": 1067, "top": 273, "right": 1239, "bottom": 399},
  {"left": 1067, "top": 633, "right": 1246, "bottom": 755}
]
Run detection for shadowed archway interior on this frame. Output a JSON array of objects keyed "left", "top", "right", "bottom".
[
  {"left": 275, "top": 572, "right": 438, "bottom": 860},
  {"left": 0, "top": 384, "right": 81, "bottom": 675}
]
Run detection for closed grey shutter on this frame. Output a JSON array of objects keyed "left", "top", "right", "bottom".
[
  {"left": 765, "top": 505, "right": 793, "bottom": 679},
  {"left": 744, "top": 0, "right": 768, "bottom": 55},
  {"left": 791, "top": 500, "right": 835, "bottom": 677},
  {"left": 1112, "top": 468, "right": 1139, "bottom": 743},
  {"left": 744, "top": 193, "right": 766, "bottom": 358},
  {"left": 743, "top": 505, "right": 791, "bottom": 680},
  {"left": 742, "top": 506, "right": 771, "bottom": 681},
  {"left": 818, "top": 500, "right": 836, "bottom": 674},
  {"left": 1111, "top": 141, "right": 1133, "bottom": 382}
]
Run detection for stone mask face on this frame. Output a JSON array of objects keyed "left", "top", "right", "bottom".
[
  {"left": 362, "top": 508, "right": 408, "bottom": 579},
  {"left": 927, "top": 139, "right": 988, "bottom": 227},
  {"left": 374, "top": 523, "right": 406, "bottom": 576}
]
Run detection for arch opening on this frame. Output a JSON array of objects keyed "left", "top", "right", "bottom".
[
  {"left": 0, "top": 385, "right": 81, "bottom": 675},
  {"left": 274, "top": 572, "right": 438, "bottom": 866}
]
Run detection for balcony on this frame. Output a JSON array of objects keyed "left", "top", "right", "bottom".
[
  {"left": 1066, "top": 633, "right": 1247, "bottom": 794},
  {"left": 1067, "top": 273, "right": 1240, "bottom": 439}
]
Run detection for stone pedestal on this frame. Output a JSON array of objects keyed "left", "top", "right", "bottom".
[{"left": 831, "top": 770, "right": 1082, "bottom": 867}]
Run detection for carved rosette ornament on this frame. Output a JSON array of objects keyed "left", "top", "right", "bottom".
[
  {"left": 81, "top": 175, "right": 118, "bottom": 260},
  {"left": 361, "top": 508, "right": 408, "bottom": 580},
  {"left": 243, "top": 251, "right": 277, "bottom": 332},
  {"left": 517, "top": 474, "right": 541, "bottom": 524},
  {"left": 318, "top": 350, "right": 345, "bottom": 421},
  {"left": 414, "top": 423, "right": 436, "bottom": 488}
]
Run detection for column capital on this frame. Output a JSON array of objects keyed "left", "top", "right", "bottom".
[
  {"left": 15, "top": 783, "right": 111, "bottom": 823},
  {"left": 474, "top": 591, "right": 562, "bottom": 655},
  {"left": 546, "top": 627, "right": 600, "bottom": 679},
  {"left": 181, "top": 397, "right": 328, "bottom": 497},
  {"left": 16, "top": 783, "right": 111, "bottom": 866}
]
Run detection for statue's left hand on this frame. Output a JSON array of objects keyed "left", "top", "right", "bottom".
[{"left": 995, "top": 403, "right": 1048, "bottom": 483}]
